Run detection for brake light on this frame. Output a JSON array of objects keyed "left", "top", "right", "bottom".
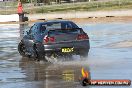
[
  {"left": 77, "top": 34, "right": 89, "bottom": 40},
  {"left": 44, "top": 36, "right": 55, "bottom": 43},
  {"left": 44, "top": 37, "right": 49, "bottom": 43},
  {"left": 49, "top": 37, "right": 55, "bottom": 42}
]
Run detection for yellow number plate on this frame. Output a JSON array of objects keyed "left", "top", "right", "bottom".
[{"left": 62, "top": 48, "right": 74, "bottom": 53}]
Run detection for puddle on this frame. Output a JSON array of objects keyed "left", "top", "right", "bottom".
[{"left": 0, "top": 23, "right": 132, "bottom": 88}]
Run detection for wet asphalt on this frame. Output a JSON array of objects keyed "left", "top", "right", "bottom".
[{"left": 0, "top": 23, "right": 132, "bottom": 88}]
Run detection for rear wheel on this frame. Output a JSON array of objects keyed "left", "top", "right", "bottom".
[
  {"left": 33, "top": 44, "right": 47, "bottom": 61},
  {"left": 80, "top": 49, "right": 89, "bottom": 60}
]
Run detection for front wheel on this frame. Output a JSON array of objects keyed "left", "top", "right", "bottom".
[{"left": 18, "top": 42, "right": 26, "bottom": 57}]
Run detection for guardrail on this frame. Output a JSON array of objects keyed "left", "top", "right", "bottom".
[{"left": 0, "top": 14, "right": 19, "bottom": 22}]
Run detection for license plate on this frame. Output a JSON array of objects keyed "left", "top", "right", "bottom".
[{"left": 62, "top": 48, "right": 74, "bottom": 53}]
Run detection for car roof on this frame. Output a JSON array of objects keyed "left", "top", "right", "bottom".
[{"left": 35, "top": 20, "right": 73, "bottom": 25}]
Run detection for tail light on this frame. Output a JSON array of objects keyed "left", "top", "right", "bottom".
[
  {"left": 77, "top": 34, "right": 89, "bottom": 40},
  {"left": 44, "top": 36, "right": 55, "bottom": 43},
  {"left": 49, "top": 37, "right": 55, "bottom": 42}
]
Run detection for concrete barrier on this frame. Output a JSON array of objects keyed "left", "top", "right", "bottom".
[
  {"left": 0, "top": 14, "right": 19, "bottom": 22},
  {"left": 27, "top": 10, "right": 132, "bottom": 20}
]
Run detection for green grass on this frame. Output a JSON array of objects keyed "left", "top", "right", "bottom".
[
  {"left": 25, "top": 0, "right": 132, "bottom": 14},
  {"left": 1, "top": 0, "right": 132, "bottom": 14}
]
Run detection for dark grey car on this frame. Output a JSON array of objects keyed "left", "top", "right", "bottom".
[{"left": 18, "top": 20, "right": 90, "bottom": 62}]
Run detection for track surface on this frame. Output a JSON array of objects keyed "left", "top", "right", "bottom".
[{"left": 0, "top": 23, "right": 132, "bottom": 88}]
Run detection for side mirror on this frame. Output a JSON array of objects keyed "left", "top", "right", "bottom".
[{"left": 26, "top": 31, "right": 29, "bottom": 35}]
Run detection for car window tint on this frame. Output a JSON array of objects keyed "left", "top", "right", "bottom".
[
  {"left": 48, "top": 29, "right": 80, "bottom": 36},
  {"left": 62, "top": 22, "right": 72, "bottom": 29},
  {"left": 41, "top": 22, "right": 61, "bottom": 30},
  {"left": 34, "top": 25, "right": 39, "bottom": 34},
  {"left": 41, "top": 21, "right": 79, "bottom": 30},
  {"left": 40, "top": 25, "right": 46, "bottom": 33},
  {"left": 47, "top": 22, "right": 61, "bottom": 29},
  {"left": 30, "top": 25, "right": 35, "bottom": 33},
  {"left": 29, "top": 24, "right": 38, "bottom": 38}
]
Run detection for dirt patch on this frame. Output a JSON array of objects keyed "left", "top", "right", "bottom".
[
  {"left": 1, "top": 16, "right": 132, "bottom": 24},
  {"left": 68, "top": 16, "right": 132, "bottom": 24}
]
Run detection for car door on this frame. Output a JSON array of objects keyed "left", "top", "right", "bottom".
[{"left": 24, "top": 24, "right": 37, "bottom": 53}]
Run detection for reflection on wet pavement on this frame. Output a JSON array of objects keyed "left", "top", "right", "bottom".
[
  {"left": 0, "top": 23, "right": 132, "bottom": 88},
  {"left": 19, "top": 57, "right": 88, "bottom": 88}
]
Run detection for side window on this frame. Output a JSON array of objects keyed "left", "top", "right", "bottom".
[
  {"left": 61, "top": 22, "right": 79, "bottom": 29},
  {"left": 32, "top": 25, "right": 37, "bottom": 33},
  {"left": 34, "top": 25, "right": 39, "bottom": 34},
  {"left": 28, "top": 24, "right": 37, "bottom": 38},
  {"left": 49, "top": 23, "right": 61, "bottom": 29},
  {"left": 65, "top": 23, "right": 72, "bottom": 29},
  {"left": 40, "top": 25, "right": 46, "bottom": 33}
]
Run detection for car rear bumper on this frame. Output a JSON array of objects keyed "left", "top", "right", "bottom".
[{"left": 43, "top": 40, "right": 90, "bottom": 54}]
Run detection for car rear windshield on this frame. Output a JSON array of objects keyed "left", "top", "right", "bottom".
[
  {"left": 40, "top": 21, "right": 79, "bottom": 30},
  {"left": 48, "top": 28, "right": 81, "bottom": 36}
]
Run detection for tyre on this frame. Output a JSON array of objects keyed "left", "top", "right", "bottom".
[
  {"left": 33, "top": 44, "right": 46, "bottom": 61},
  {"left": 80, "top": 49, "right": 89, "bottom": 59},
  {"left": 18, "top": 42, "right": 26, "bottom": 57}
]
